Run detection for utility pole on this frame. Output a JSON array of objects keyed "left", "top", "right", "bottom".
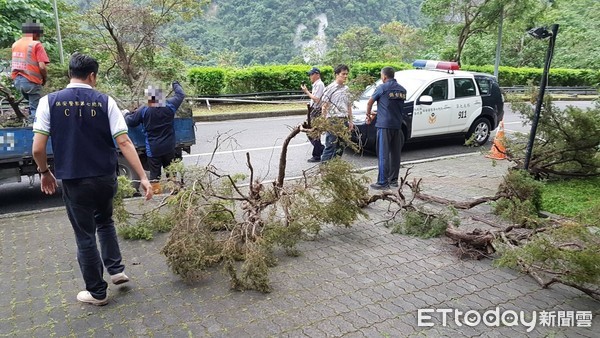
[
  {"left": 493, "top": 5, "right": 504, "bottom": 79},
  {"left": 52, "top": 0, "right": 65, "bottom": 65}
]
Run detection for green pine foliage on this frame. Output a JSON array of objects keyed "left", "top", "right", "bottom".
[
  {"left": 493, "top": 170, "right": 545, "bottom": 228},
  {"left": 507, "top": 99, "right": 600, "bottom": 179},
  {"left": 496, "top": 223, "right": 600, "bottom": 288},
  {"left": 391, "top": 209, "right": 458, "bottom": 239},
  {"left": 156, "top": 155, "right": 369, "bottom": 291}
]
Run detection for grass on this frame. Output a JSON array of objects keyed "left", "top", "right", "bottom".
[
  {"left": 542, "top": 176, "right": 600, "bottom": 224},
  {"left": 192, "top": 102, "right": 305, "bottom": 116}
]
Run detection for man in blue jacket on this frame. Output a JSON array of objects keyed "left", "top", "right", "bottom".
[
  {"left": 125, "top": 81, "right": 185, "bottom": 192},
  {"left": 366, "top": 67, "right": 407, "bottom": 190}
]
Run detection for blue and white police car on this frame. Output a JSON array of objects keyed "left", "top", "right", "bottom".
[{"left": 352, "top": 60, "right": 504, "bottom": 151}]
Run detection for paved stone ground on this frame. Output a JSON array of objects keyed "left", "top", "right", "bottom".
[{"left": 0, "top": 154, "right": 598, "bottom": 337}]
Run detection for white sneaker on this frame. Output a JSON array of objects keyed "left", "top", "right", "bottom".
[
  {"left": 110, "top": 272, "right": 130, "bottom": 285},
  {"left": 77, "top": 291, "right": 108, "bottom": 306}
]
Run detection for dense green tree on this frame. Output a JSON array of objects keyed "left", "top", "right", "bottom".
[
  {"left": 422, "top": 0, "right": 547, "bottom": 65},
  {"left": 379, "top": 21, "right": 426, "bottom": 63},
  {"left": 0, "top": 0, "right": 54, "bottom": 49},
  {"left": 85, "top": 0, "right": 209, "bottom": 90},
  {"left": 325, "top": 26, "right": 385, "bottom": 65}
]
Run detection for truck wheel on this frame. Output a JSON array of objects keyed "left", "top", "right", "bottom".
[
  {"left": 117, "top": 155, "right": 141, "bottom": 191},
  {"left": 467, "top": 117, "right": 491, "bottom": 146}
]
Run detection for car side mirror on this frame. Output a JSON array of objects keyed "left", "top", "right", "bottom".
[{"left": 417, "top": 95, "right": 433, "bottom": 106}]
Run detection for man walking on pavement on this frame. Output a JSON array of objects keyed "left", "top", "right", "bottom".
[
  {"left": 32, "top": 52, "right": 153, "bottom": 306},
  {"left": 125, "top": 81, "right": 185, "bottom": 194},
  {"left": 301, "top": 67, "right": 325, "bottom": 162},
  {"left": 11, "top": 21, "right": 50, "bottom": 123},
  {"left": 320, "top": 64, "right": 354, "bottom": 162},
  {"left": 366, "top": 67, "right": 406, "bottom": 190}
]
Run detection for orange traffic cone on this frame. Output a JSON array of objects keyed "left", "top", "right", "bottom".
[{"left": 486, "top": 120, "right": 507, "bottom": 160}]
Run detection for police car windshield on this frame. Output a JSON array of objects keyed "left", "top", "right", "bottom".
[{"left": 359, "top": 77, "right": 427, "bottom": 101}]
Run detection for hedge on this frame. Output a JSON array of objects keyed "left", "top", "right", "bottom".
[
  {"left": 188, "top": 67, "right": 226, "bottom": 95},
  {"left": 187, "top": 63, "right": 600, "bottom": 95},
  {"left": 462, "top": 65, "right": 600, "bottom": 87}
]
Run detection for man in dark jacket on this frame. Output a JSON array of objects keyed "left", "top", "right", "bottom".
[
  {"left": 366, "top": 67, "right": 407, "bottom": 190},
  {"left": 125, "top": 81, "right": 185, "bottom": 192}
]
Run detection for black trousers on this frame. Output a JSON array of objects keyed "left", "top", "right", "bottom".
[
  {"left": 376, "top": 128, "right": 403, "bottom": 185},
  {"left": 148, "top": 150, "right": 175, "bottom": 180},
  {"left": 308, "top": 135, "right": 324, "bottom": 159},
  {"left": 62, "top": 174, "right": 124, "bottom": 299}
]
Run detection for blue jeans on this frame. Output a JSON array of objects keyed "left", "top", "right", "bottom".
[
  {"left": 62, "top": 174, "right": 124, "bottom": 300},
  {"left": 321, "top": 131, "right": 344, "bottom": 162},
  {"left": 13, "top": 75, "right": 42, "bottom": 122}
]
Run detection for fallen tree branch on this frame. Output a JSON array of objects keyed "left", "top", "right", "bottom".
[{"left": 415, "top": 191, "right": 507, "bottom": 209}]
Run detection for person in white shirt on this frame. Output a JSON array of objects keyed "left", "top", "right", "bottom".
[{"left": 301, "top": 67, "right": 325, "bottom": 162}]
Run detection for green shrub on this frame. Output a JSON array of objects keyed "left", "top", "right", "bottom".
[
  {"left": 462, "top": 64, "right": 600, "bottom": 87},
  {"left": 187, "top": 67, "right": 226, "bottom": 95},
  {"left": 185, "top": 63, "right": 600, "bottom": 96},
  {"left": 224, "top": 65, "right": 333, "bottom": 93}
]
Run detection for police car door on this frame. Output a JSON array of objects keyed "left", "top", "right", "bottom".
[
  {"left": 412, "top": 79, "right": 451, "bottom": 137},
  {"left": 449, "top": 78, "right": 481, "bottom": 133}
]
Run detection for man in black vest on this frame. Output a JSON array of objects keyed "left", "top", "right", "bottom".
[{"left": 32, "top": 52, "right": 153, "bottom": 306}]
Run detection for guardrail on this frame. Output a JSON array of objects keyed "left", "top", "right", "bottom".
[
  {"left": 501, "top": 86, "right": 598, "bottom": 96},
  {"left": 188, "top": 90, "right": 308, "bottom": 108}
]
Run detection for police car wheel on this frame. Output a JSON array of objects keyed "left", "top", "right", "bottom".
[{"left": 467, "top": 117, "right": 491, "bottom": 146}]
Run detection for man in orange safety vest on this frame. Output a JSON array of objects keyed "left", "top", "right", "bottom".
[{"left": 11, "top": 21, "right": 50, "bottom": 123}]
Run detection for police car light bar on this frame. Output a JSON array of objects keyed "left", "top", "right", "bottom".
[{"left": 412, "top": 60, "right": 460, "bottom": 71}]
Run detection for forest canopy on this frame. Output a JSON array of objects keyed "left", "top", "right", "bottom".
[{"left": 1, "top": 0, "right": 598, "bottom": 89}]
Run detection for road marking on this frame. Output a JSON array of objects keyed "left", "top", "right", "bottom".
[
  {"left": 195, "top": 115, "right": 304, "bottom": 125},
  {"left": 183, "top": 142, "right": 311, "bottom": 158},
  {"left": 246, "top": 152, "right": 482, "bottom": 186}
]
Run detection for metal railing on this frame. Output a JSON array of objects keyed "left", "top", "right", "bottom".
[{"left": 501, "top": 86, "right": 597, "bottom": 96}]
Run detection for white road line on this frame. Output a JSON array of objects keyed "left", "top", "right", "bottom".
[
  {"left": 246, "top": 152, "right": 481, "bottom": 186},
  {"left": 183, "top": 142, "right": 311, "bottom": 158},
  {"left": 195, "top": 116, "right": 304, "bottom": 125}
]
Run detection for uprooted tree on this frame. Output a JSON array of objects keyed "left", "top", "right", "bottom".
[
  {"left": 412, "top": 100, "right": 600, "bottom": 300},
  {"left": 115, "top": 102, "right": 599, "bottom": 300},
  {"left": 503, "top": 97, "right": 600, "bottom": 179},
  {"left": 116, "top": 117, "right": 372, "bottom": 292}
]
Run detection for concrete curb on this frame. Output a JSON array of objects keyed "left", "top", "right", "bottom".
[
  {"left": 193, "top": 109, "right": 306, "bottom": 122},
  {"left": 0, "top": 152, "right": 483, "bottom": 219}
]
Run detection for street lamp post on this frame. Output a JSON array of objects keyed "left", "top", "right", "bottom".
[{"left": 523, "top": 24, "right": 559, "bottom": 171}]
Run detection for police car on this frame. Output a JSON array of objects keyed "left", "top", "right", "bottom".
[{"left": 352, "top": 60, "right": 504, "bottom": 151}]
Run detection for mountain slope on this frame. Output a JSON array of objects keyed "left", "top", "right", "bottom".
[{"left": 164, "top": 0, "right": 424, "bottom": 65}]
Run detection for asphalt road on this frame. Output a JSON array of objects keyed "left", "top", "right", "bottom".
[{"left": 0, "top": 101, "right": 594, "bottom": 215}]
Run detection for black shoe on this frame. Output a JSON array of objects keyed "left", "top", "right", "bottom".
[
  {"left": 307, "top": 157, "right": 321, "bottom": 163},
  {"left": 389, "top": 182, "right": 399, "bottom": 188},
  {"left": 370, "top": 183, "right": 390, "bottom": 190}
]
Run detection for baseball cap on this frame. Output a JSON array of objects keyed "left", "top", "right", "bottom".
[{"left": 307, "top": 67, "right": 320, "bottom": 75}]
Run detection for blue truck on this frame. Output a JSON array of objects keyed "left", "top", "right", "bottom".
[{"left": 0, "top": 117, "right": 196, "bottom": 186}]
